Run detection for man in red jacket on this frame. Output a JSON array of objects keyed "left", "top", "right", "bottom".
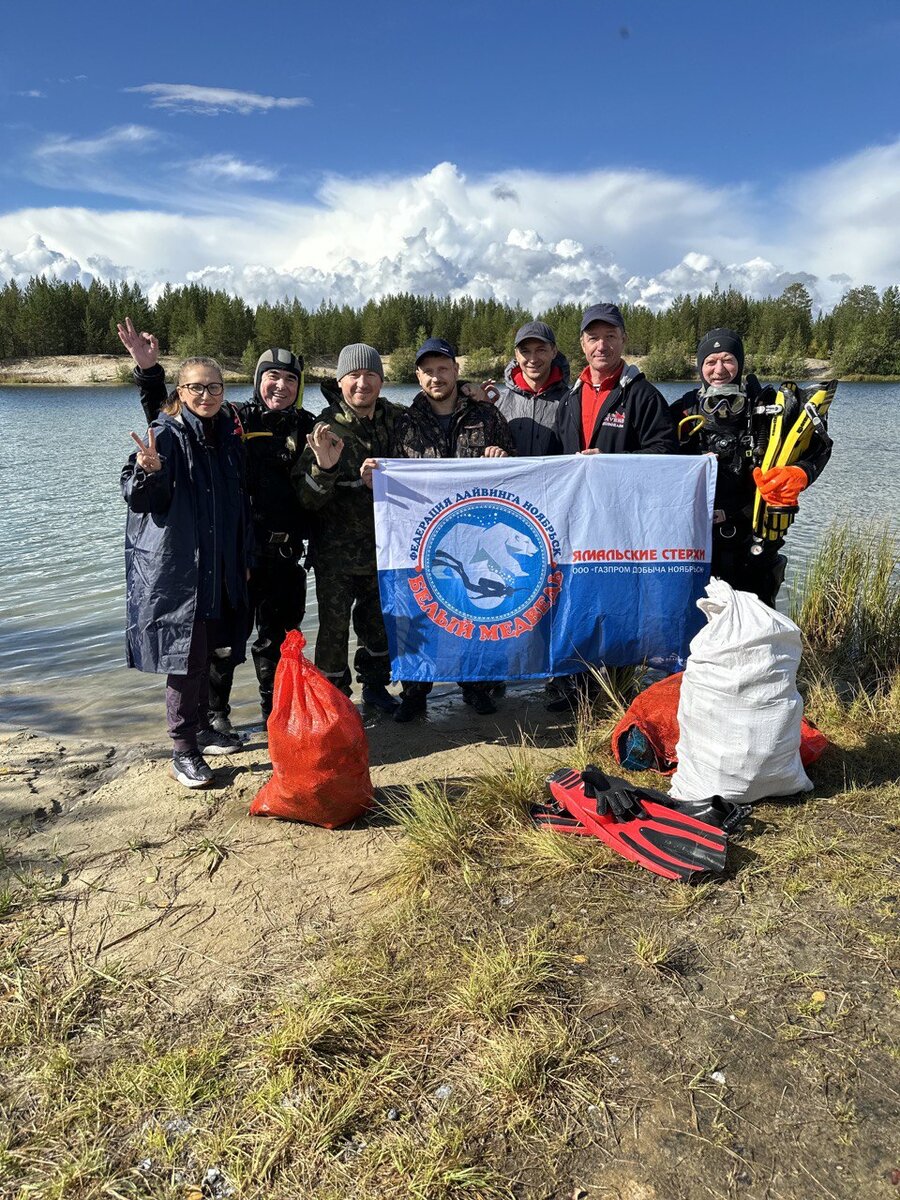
[
  {"left": 548, "top": 304, "right": 678, "bottom": 711},
  {"left": 552, "top": 303, "right": 677, "bottom": 456}
]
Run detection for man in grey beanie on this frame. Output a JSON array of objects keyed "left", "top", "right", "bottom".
[{"left": 292, "top": 343, "right": 402, "bottom": 712}]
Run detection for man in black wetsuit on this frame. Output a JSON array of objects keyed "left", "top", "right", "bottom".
[
  {"left": 669, "top": 328, "right": 832, "bottom": 606},
  {"left": 119, "top": 319, "right": 316, "bottom": 743}
]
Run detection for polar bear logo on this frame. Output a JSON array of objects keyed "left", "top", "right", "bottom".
[{"left": 431, "top": 520, "right": 539, "bottom": 611}]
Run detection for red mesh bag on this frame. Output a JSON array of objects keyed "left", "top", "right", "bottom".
[
  {"left": 611, "top": 671, "right": 829, "bottom": 775},
  {"left": 250, "top": 630, "right": 373, "bottom": 827},
  {"left": 611, "top": 672, "right": 683, "bottom": 774}
]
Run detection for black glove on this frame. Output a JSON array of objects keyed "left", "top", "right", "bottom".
[{"left": 580, "top": 765, "right": 646, "bottom": 822}]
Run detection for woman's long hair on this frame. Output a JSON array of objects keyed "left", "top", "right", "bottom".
[{"left": 162, "top": 356, "right": 225, "bottom": 415}]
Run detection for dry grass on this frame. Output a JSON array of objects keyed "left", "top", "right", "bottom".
[
  {"left": 792, "top": 520, "right": 900, "bottom": 691},
  {"left": 3, "top": 524, "right": 900, "bottom": 1196},
  {"left": 451, "top": 927, "right": 559, "bottom": 1024}
]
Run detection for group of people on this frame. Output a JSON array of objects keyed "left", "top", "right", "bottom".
[{"left": 119, "top": 303, "right": 830, "bottom": 788}]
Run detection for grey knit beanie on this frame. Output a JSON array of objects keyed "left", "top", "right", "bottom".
[{"left": 336, "top": 343, "right": 384, "bottom": 381}]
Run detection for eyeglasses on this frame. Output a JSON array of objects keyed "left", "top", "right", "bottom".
[{"left": 179, "top": 382, "right": 224, "bottom": 397}]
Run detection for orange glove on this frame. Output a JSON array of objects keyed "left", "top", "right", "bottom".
[{"left": 752, "top": 465, "right": 808, "bottom": 507}]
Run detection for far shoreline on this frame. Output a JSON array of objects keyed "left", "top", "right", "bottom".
[{"left": 0, "top": 353, "right": 895, "bottom": 388}]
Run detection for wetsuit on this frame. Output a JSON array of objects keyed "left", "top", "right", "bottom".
[{"left": 670, "top": 380, "right": 831, "bottom": 606}]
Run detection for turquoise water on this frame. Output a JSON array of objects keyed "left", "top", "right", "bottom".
[{"left": 1, "top": 379, "right": 897, "bottom": 739}]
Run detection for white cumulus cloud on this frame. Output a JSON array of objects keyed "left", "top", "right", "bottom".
[
  {"left": 125, "top": 83, "right": 312, "bottom": 115},
  {"left": 4, "top": 142, "right": 900, "bottom": 315}
]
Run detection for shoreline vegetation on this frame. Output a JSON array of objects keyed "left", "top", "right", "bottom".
[
  {"left": 1, "top": 523, "right": 898, "bottom": 1196},
  {"left": 1, "top": 352, "right": 895, "bottom": 388}
]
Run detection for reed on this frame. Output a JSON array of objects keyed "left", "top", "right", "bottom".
[{"left": 791, "top": 521, "right": 900, "bottom": 691}]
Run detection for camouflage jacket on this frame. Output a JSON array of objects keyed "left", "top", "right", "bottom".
[
  {"left": 393, "top": 389, "right": 516, "bottom": 459},
  {"left": 292, "top": 380, "right": 401, "bottom": 574}
]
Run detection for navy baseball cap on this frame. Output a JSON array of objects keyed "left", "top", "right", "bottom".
[
  {"left": 415, "top": 337, "right": 456, "bottom": 364},
  {"left": 580, "top": 303, "right": 625, "bottom": 333},
  {"left": 514, "top": 320, "right": 556, "bottom": 347}
]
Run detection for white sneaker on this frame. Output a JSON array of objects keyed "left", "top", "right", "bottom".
[{"left": 170, "top": 750, "right": 213, "bottom": 788}]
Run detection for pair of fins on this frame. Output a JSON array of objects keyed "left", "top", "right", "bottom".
[
  {"left": 533, "top": 766, "right": 750, "bottom": 881},
  {"left": 752, "top": 380, "right": 836, "bottom": 544}
]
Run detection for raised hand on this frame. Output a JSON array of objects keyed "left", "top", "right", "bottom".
[
  {"left": 130, "top": 428, "right": 162, "bottom": 472},
  {"left": 461, "top": 381, "right": 491, "bottom": 404},
  {"left": 117, "top": 317, "right": 159, "bottom": 370},
  {"left": 306, "top": 422, "right": 344, "bottom": 470}
]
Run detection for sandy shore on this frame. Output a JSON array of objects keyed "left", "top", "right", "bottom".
[
  {"left": 0, "top": 353, "right": 372, "bottom": 387},
  {"left": 0, "top": 353, "right": 839, "bottom": 387},
  {"left": 0, "top": 354, "right": 236, "bottom": 386},
  {"left": 0, "top": 691, "right": 570, "bottom": 999}
]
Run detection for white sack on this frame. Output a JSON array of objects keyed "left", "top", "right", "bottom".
[{"left": 669, "top": 578, "right": 812, "bottom": 804}]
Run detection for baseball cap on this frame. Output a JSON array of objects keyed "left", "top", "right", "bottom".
[
  {"left": 580, "top": 303, "right": 625, "bottom": 333},
  {"left": 415, "top": 337, "right": 456, "bottom": 364},
  {"left": 514, "top": 320, "right": 556, "bottom": 347}
]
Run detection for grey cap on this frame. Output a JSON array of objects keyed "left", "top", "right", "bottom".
[
  {"left": 336, "top": 343, "right": 384, "bottom": 381},
  {"left": 514, "top": 320, "right": 556, "bottom": 347}
]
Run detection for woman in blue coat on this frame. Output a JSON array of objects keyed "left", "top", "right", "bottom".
[{"left": 122, "top": 356, "right": 251, "bottom": 787}]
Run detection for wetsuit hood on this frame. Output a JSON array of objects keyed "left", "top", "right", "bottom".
[{"left": 697, "top": 328, "right": 744, "bottom": 385}]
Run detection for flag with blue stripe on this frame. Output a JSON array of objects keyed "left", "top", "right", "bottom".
[{"left": 373, "top": 455, "right": 715, "bottom": 682}]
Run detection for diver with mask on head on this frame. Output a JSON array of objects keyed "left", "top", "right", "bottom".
[{"left": 669, "top": 328, "right": 833, "bottom": 607}]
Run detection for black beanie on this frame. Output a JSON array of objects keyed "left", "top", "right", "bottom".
[
  {"left": 254, "top": 347, "right": 304, "bottom": 397},
  {"left": 696, "top": 328, "right": 744, "bottom": 381}
]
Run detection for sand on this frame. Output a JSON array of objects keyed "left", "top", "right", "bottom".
[{"left": 0, "top": 690, "right": 569, "bottom": 1005}]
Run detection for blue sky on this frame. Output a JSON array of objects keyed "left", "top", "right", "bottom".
[{"left": 1, "top": 0, "right": 898, "bottom": 310}]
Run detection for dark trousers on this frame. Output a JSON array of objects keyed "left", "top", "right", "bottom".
[
  {"left": 208, "top": 555, "right": 307, "bottom": 720},
  {"left": 712, "top": 525, "right": 786, "bottom": 608},
  {"left": 400, "top": 681, "right": 494, "bottom": 702},
  {"left": 166, "top": 620, "right": 213, "bottom": 753},
  {"left": 313, "top": 568, "right": 391, "bottom": 693}
]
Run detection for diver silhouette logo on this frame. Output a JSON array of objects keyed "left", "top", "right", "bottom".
[{"left": 421, "top": 501, "right": 552, "bottom": 622}]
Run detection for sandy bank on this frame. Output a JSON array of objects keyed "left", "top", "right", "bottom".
[
  {"left": 0, "top": 353, "right": 843, "bottom": 387},
  {"left": 0, "top": 692, "right": 570, "bottom": 1002}
]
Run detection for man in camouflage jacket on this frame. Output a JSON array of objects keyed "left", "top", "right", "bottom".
[{"left": 292, "top": 344, "right": 401, "bottom": 711}]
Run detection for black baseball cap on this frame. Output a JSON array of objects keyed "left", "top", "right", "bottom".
[
  {"left": 580, "top": 303, "right": 625, "bottom": 333},
  {"left": 514, "top": 320, "right": 556, "bottom": 347},
  {"left": 415, "top": 337, "right": 456, "bottom": 364}
]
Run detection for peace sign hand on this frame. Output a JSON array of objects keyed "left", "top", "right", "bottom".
[
  {"left": 117, "top": 317, "right": 160, "bottom": 370},
  {"left": 130, "top": 428, "right": 162, "bottom": 473}
]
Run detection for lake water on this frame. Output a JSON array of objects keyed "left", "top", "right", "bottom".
[{"left": 1, "top": 379, "right": 897, "bottom": 741}]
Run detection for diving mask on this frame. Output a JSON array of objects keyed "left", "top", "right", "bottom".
[{"left": 699, "top": 384, "right": 747, "bottom": 418}]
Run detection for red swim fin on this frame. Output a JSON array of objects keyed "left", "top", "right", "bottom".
[
  {"left": 530, "top": 801, "right": 594, "bottom": 836},
  {"left": 546, "top": 767, "right": 728, "bottom": 881}
]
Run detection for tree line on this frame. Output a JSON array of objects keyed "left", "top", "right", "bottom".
[{"left": 1, "top": 275, "right": 899, "bottom": 379}]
